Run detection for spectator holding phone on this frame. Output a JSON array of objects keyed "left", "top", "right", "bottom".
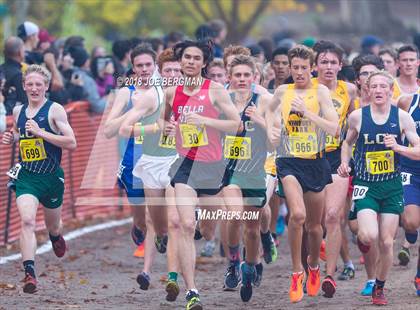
[{"left": 91, "top": 56, "right": 115, "bottom": 97}]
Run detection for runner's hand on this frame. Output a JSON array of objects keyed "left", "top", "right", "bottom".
[
  {"left": 384, "top": 134, "right": 400, "bottom": 152},
  {"left": 268, "top": 128, "right": 281, "bottom": 146},
  {"left": 291, "top": 96, "right": 307, "bottom": 116},
  {"left": 337, "top": 162, "right": 351, "bottom": 177},
  {"left": 2, "top": 130, "right": 14, "bottom": 145},
  {"left": 164, "top": 120, "right": 177, "bottom": 137},
  {"left": 25, "top": 119, "right": 41, "bottom": 137},
  {"left": 185, "top": 113, "right": 206, "bottom": 126}
]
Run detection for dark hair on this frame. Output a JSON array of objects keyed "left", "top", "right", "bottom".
[
  {"left": 379, "top": 48, "right": 397, "bottom": 61},
  {"left": 130, "top": 43, "right": 156, "bottom": 64},
  {"left": 338, "top": 65, "right": 356, "bottom": 83},
  {"left": 397, "top": 44, "right": 419, "bottom": 59},
  {"left": 208, "top": 20, "right": 226, "bottom": 37},
  {"left": 145, "top": 37, "right": 164, "bottom": 53},
  {"left": 258, "top": 38, "right": 274, "bottom": 61},
  {"left": 165, "top": 31, "right": 185, "bottom": 45},
  {"left": 64, "top": 36, "right": 85, "bottom": 51},
  {"left": 272, "top": 47, "right": 289, "bottom": 60},
  {"left": 91, "top": 56, "right": 114, "bottom": 79},
  {"left": 247, "top": 44, "right": 263, "bottom": 58},
  {"left": 129, "top": 37, "right": 144, "bottom": 49},
  {"left": 112, "top": 39, "right": 132, "bottom": 61},
  {"left": 173, "top": 39, "right": 214, "bottom": 66},
  {"left": 195, "top": 24, "right": 216, "bottom": 41},
  {"left": 4, "top": 36, "right": 24, "bottom": 59},
  {"left": 352, "top": 54, "right": 384, "bottom": 76},
  {"left": 313, "top": 40, "right": 344, "bottom": 64}
]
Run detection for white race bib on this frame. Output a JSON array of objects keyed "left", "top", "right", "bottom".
[
  {"left": 401, "top": 172, "right": 412, "bottom": 186},
  {"left": 6, "top": 163, "right": 22, "bottom": 180},
  {"left": 352, "top": 185, "right": 369, "bottom": 201}
]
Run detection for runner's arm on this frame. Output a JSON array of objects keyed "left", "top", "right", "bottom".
[
  {"left": 384, "top": 110, "right": 420, "bottom": 160},
  {"left": 397, "top": 94, "right": 413, "bottom": 112},
  {"left": 305, "top": 85, "right": 339, "bottom": 136},
  {"left": 265, "top": 86, "right": 284, "bottom": 145},
  {"left": 338, "top": 110, "right": 361, "bottom": 177},
  {"left": 34, "top": 104, "right": 76, "bottom": 150},
  {"left": 2, "top": 106, "right": 21, "bottom": 145},
  {"left": 347, "top": 82, "right": 358, "bottom": 114},
  {"left": 103, "top": 87, "right": 129, "bottom": 138}
]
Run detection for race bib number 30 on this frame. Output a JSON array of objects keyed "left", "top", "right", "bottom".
[
  {"left": 20, "top": 138, "right": 47, "bottom": 162},
  {"left": 366, "top": 150, "right": 394, "bottom": 175},
  {"left": 159, "top": 133, "right": 176, "bottom": 149},
  {"left": 180, "top": 124, "right": 208, "bottom": 148},
  {"left": 224, "top": 136, "right": 251, "bottom": 159},
  {"left": 289, "top": 132, "right": 318, "bottom": 157}
]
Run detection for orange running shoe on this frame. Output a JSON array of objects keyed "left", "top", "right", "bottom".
[
  {"left": 307, "top": 265, "right": 321, "bottom": 297},
  {"left": 320, "top": 239, "right": 327, "bottom": 262},
  {"left": 289, "top": 271, "right": 305, "bottom": 303}
]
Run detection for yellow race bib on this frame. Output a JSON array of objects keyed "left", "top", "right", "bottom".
[
  {"left": 134, "top": 123, "right": 144, "bottom": 144},
  {"left": 325, "top": 134, "right": 340, "bottom": 150},
  {"left": 180, "top": 124, "right": 208, "bottom": 148},
  {"left": 20, "top": 138, "right": 47, "bottom": 162},
  {"left": 289, "top": 132, "right": 318, "bottom": 157},
  {"left": 158, "top": 133, "right": 176, "bottom": 149},
  {"left": 224, "top": 136, "right": 251, "bottom": 159},
  {"left": 366, "top": 150, "right": 394, "bottom": 175}
]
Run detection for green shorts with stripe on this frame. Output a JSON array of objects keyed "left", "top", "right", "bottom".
[
  {"left": 16, "top": 166, "right": 65, "bottom": 209},
  {"left": 352, "top": 176, "right": 403, "bottom": 215},
  {"left": 225, "top": 171, "right": 267, "bottom": 208}
]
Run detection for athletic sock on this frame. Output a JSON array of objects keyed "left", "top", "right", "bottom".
[
  {"left": 228, "top": 245, "right": 240, "bottom": 265},
  {"left": 168, "top": 272, "right": 178, "bottom": 282},
  {"left": 23, "top": 260, "right": 35, "bottom": 278},
  {"left": 49, "top": 233, "right": 60, "bottom": 243},
  {"left": 375, "top": 279, "right": 385, "bottom": 289},
  {"left": 260, "top": 231, "right": 272, "bottom": 248},
  {"left": 344, "top": 260, "right": 354, "bottom": 270}
]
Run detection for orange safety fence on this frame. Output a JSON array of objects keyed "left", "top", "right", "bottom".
[{"left": 0, "top": 101, "right": 130, "bottom": 246}]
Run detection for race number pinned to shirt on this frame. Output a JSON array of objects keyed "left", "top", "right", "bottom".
[
  {"left": 180, "top": 124, "right": 208, "bottom": 148},
  {"left": 325, "top": 134, "right": 340, "bottom": 150},
  {"left": 224, "top": 136, "right": 251, "bottom": 160},
  {"left": 401, "top": 172, "right": 412, "bottom": 186},
  {"left": 20, "top": 138, "right": 47, "bottom": 162},
  {"left": 159, "top": 133, "right": 176, "bottom": 149},
  {"left": 352, "top": 185, "right": 369, "bottom": 200},
  {"left": 366, "top": 150, "right": 394, "bottom": 175},
  {"left": 289, "top": 132, "right": 318, "bottom": 157},
  {"left": 6, "top": 163, "right": 22, "bottom": 180},
  {"left": 134, "top": 123, "right": 144, "bottom": 144}
]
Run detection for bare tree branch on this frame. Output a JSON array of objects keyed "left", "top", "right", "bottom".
[
  {"left": 239, "top": 0, "right": 270, "bottom": 38},
  {"left": 231, "top": 0, "right": 239, "bottom": 30},
  {"left": 213, "top": 0, "right": 230, "bottom": 28},
  {"left": 191, "top": 0, "right": 211, "bottom": 21}
]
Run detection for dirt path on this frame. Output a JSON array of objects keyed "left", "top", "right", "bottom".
[{"left": 0, "top": 222, "right": 419, "bottom": 309}]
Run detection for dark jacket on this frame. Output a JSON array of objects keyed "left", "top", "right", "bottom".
[{"left": 0, "top": 58, "right": 27, "bottom": 115}]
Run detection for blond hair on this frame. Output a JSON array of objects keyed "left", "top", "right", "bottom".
[
  {"left": 229, "top": 54, "right": 256, "bottom": 75},
  {"left": 367, "top": 70, "right": 394, "bottom": 87},
  {"left": 288, "top": 44, "right": 314, "bottom": 66},
  {"left": 23, "top": 64, "right": 51, "bottom": 85}
]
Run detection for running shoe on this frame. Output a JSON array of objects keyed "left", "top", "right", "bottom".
[
  {"left": 219, "top": 243, "right": 225, "bottom": 257},
  {"left": 262, "top": 234, "right": 278, "bottom": 264},
  {"left": 321, "top": 276, "right": 337, "bottom": 298},
  {"left": 372, "top": 285, "right": 387, "bottom": 306},
  {"left": 357, "top": 237, "right": 370, "bottom": 254},
  {"left": 136, "top": 271, "right": 150, "bottom": 290},
  {"left": 307, "top": 265, "right": 321, "bottom": 297},
  {"left": 52, "top": 235, "right": 66, "bottom": 258},
  {"left": 360, "top": 280, "right": 375, "bottom": 296},
  {"left": 289, "top": 271, "right": 305, "bottom": 303},
  {"left": 254, "top": 263, "right": 263, "bottom": 287},
  {"left": 338, "top": 266, "right": 355, "bottom": 280},
  {"left": 200, "top": 240, "right": 216, "bottom": 257},
  {"left": 405, "top": 230, "right": 418, "bottom": 244},
  {"left": 186, "top": 290, "right": 202, "bottom": 310},
  {"left": 22, "top": 273, "right": 37, "bottom": 294},
  {"left": 194, "top": 210, "right": 202, "bottom": 240},
  {"left": 415, "top": 276, "right": 420, "bottom": 296},
  {"left": 398, "top": 247, "right": 410, "bottom": 266},
  {"left": 223, "top": 263, "right": 241, "bottom": 291},
  {"left": 165, "top": 280, "right": 180, "bottom": 302},
  {"left": 154, "top": 235, "right": 168, "bottom": 254},
  {"left": 131, "top": 226, "right": 145, "bottom": 246},
  {"left": 240, "top": 262, "right": 257, "bottom": 302},
  {"left": 320, "top": 239, "right": 327, "bottom": 261}
]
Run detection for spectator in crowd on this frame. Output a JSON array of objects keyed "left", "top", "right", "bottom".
[
  {"left": 301, "top": 36, "right": 316, "bottom": 48},
  {"left": 37, "top": 29, "right": 55, "bottom": 54},
  {"left": 91, "top": 56, "right": 116, "bottom": 97},
  {"left": 64, "top": 35, "right": 85, "bottom": 51},
  {"left": 195, "top": 24, "right": 215, "bottom": 41},
  {"left": 263, "top": 62, "right": 275, "bottom": 89},
  {"left": 258, "top": 38, "right": 274, "bottom": 62},
  {"left": 360, "top": 35, "right": 383, "bottom": 56},
  {"left": 112, "top": 39, "right": 132, "bottom": 80},
  {"left": 1, "top": 36, "right": 27, "bottom": 115},
  {"left": 164, "top": 31, "right": 184, "bottom": 48},
  {"left": 17, "top": 21, "right": 43, "bottom": 65},
  {"left": 209, "top": 19, "right": 227, "bottom": 58},
  {"left": 69, "top": 46, "right": 107, "bottom": 113},
  {"left": 379, "top": 48, "right": 398, "bottom": 77},
  {"left": 91, "top": 46, "right": 107, "bottom": 59},
  {"left": 207, "top": 58, "right": 227, "bottom": 85},
  {"left": 146, "top": 37, "right": 165, "bottom": 56}
]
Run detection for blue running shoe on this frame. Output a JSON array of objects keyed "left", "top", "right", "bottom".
[
  {"left": 131, "top": 226, "right": 145, "bottom": 246},
  {"left": 360, "top": 280, "right": 375, "bottom": 296},
  {"left": 137, "top": 271, "right": 150, "bottom": 290},
  {"left": 223, "top": 262, "right": 240, "bottom": 291},
  {"left": 240, "top": 262, "right": 257, "bottom": 302}
]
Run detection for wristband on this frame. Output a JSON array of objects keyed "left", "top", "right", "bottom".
[{"left": 140, "top": 125, "right": 145, "bottom": 137}]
